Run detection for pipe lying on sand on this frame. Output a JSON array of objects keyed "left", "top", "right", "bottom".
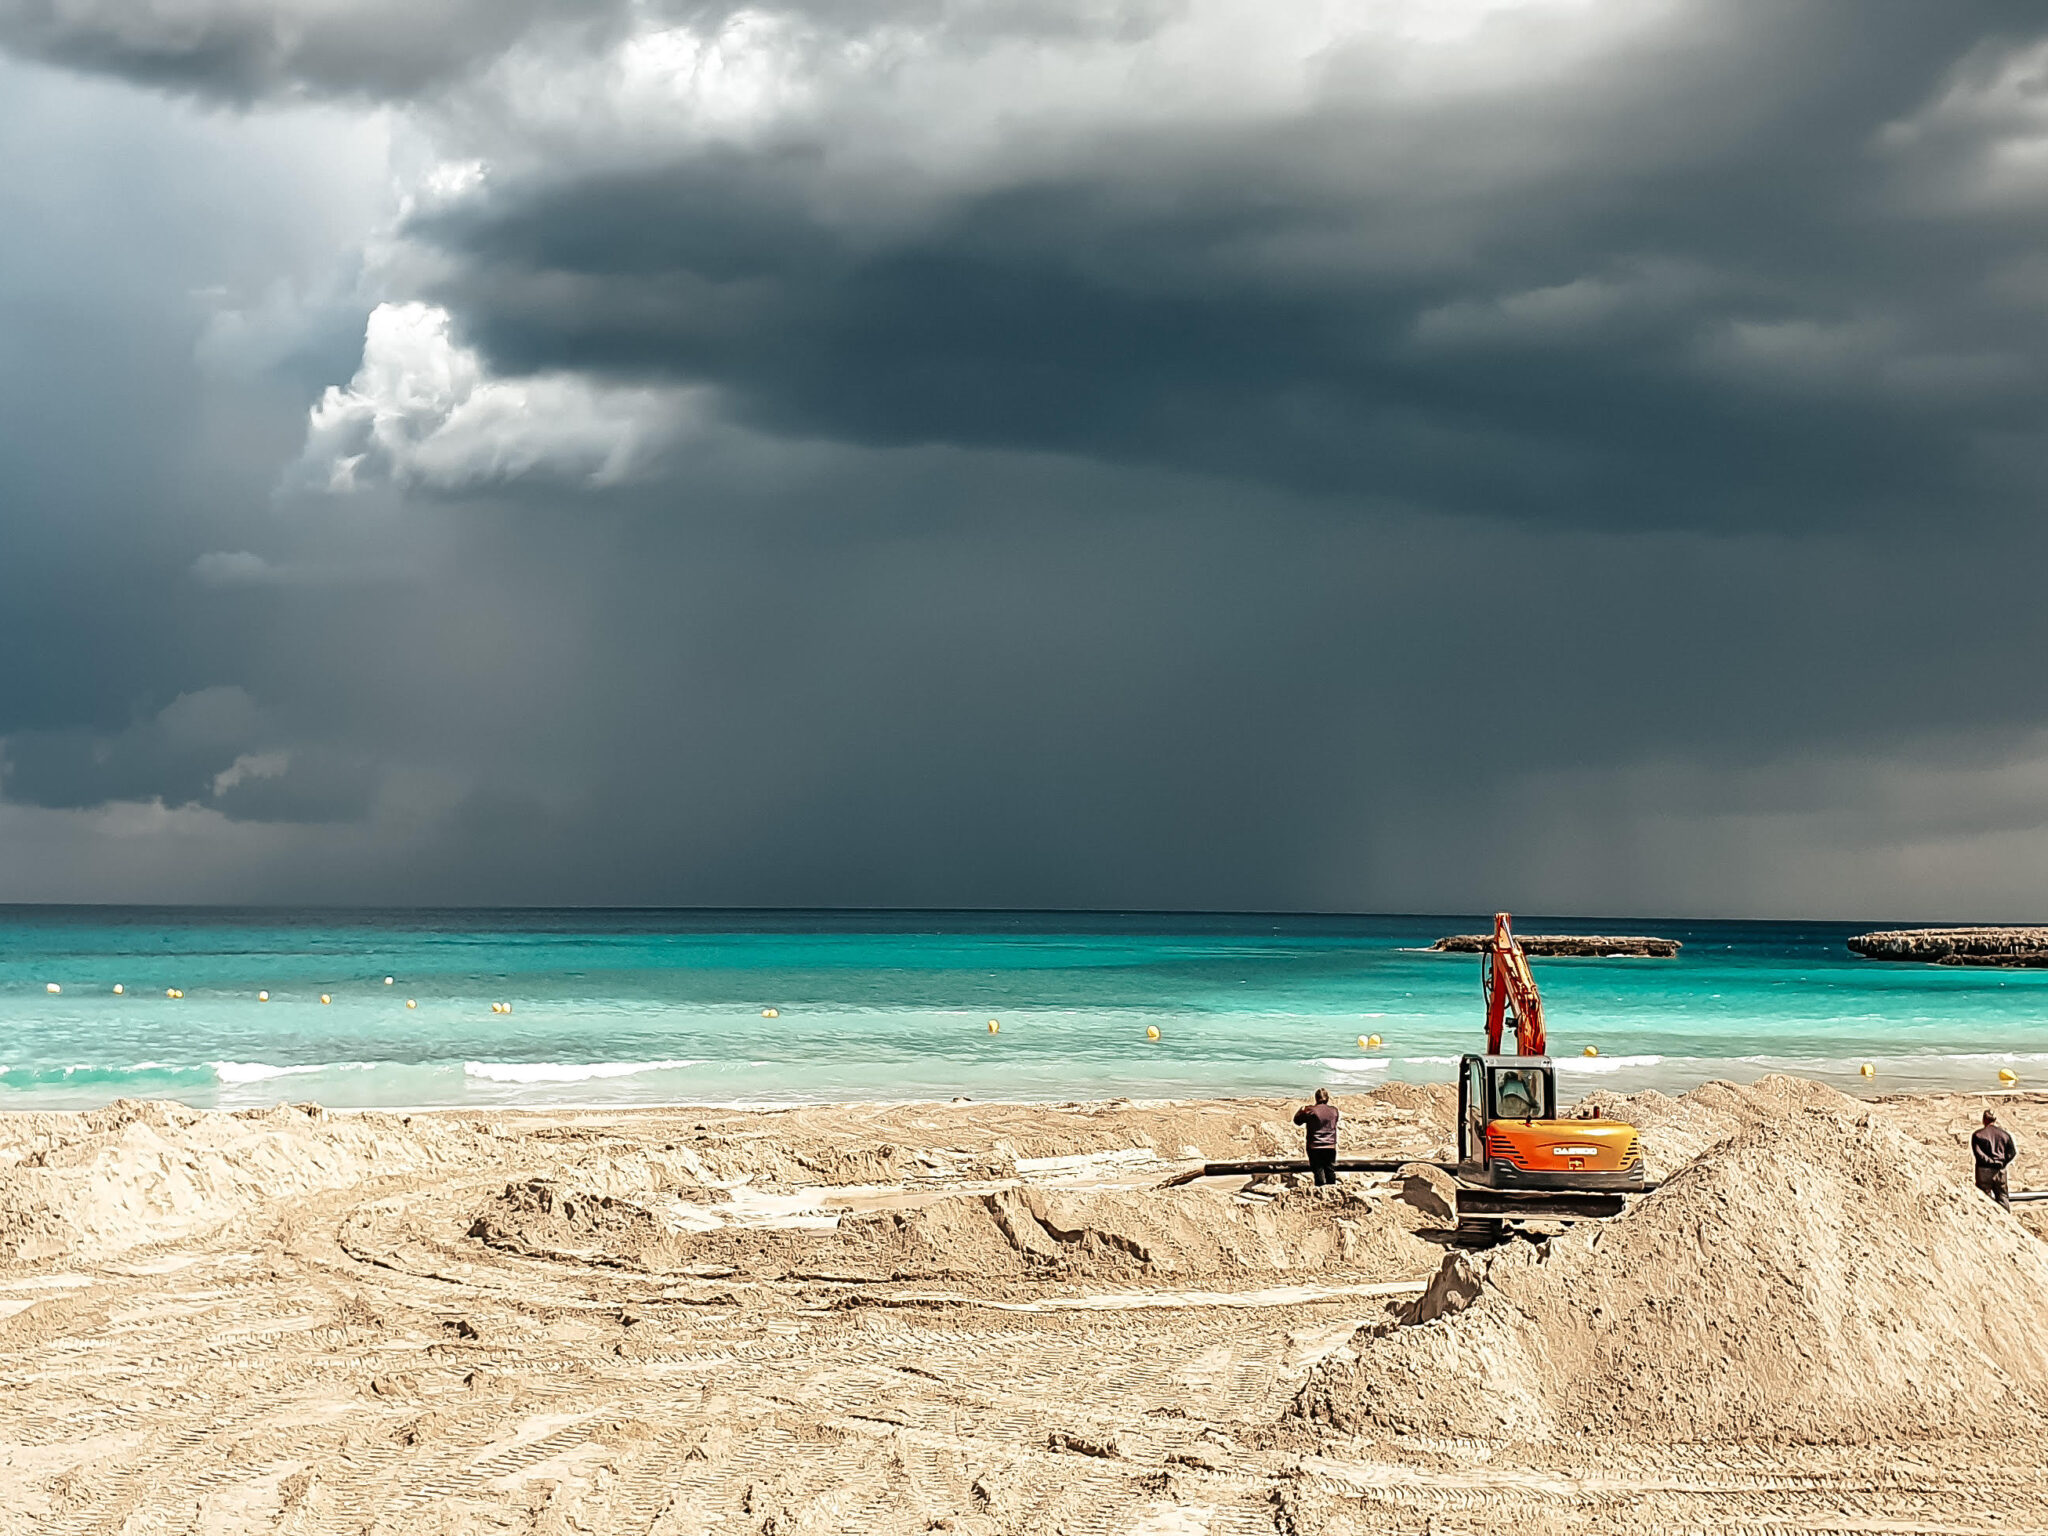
[{"left": 1168, "top": 1158, "right": 2046, "bottom": 1209}]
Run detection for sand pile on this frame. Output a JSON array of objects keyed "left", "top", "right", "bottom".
[
  {"left": 471, "top": 1179, "right": 1440, "bottom": 1283},
  {"left": 467, "top": 1177, "right": 674, "bottom": 1263},
  {"left": 1577, "top": 1072, "right": 1868, "bottom": 1178},
  {"left": 1295, "top": 1105, "right": 2048, "bottom": 1444},
  {"left": 0, "top": 1099, "right": 468, "bottom": 1264}
]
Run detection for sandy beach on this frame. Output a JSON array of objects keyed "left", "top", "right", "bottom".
[{"left": 3, "top": 1079, "right": 2047, "bottom": 1535}]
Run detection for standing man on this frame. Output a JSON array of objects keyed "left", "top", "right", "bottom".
[
  {"left": 1295, "top": 1087, "right": 1341, "bottom": 1186},
  {"left": 1972, "top": 1109, "right": 2017, "bottom": 1210}
]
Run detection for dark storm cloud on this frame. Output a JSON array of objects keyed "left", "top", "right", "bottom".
[
  {"left": 384, "top": 0, "right": 2048, "bottom": 532},
  {"left": 0, "top": 0, "right": 624, "bottom": 101},
  {"left": 0, "top": 686, "right": 378, "bottom": 823},
  {"left": 18, "top": 1, "right": 2048, "bottom": 530},
  {"left": 7, "top": 6, "right": 2048, "bottom": 915}
]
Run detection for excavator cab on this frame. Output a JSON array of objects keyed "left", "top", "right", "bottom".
[{"left": 1457, "top": 1052, "right": 1643, "bottom": 1190}]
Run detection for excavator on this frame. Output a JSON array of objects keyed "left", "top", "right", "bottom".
[
  {"left": 1456, "top": 912, "right": 1644, "bottom": 1216},
  {"left": 1168, "top": 912, "right": 1644, "bottom": 1233}
]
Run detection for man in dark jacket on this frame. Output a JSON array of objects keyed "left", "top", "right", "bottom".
[
  {"left": 1295, "top": 1088, "right": 1340, "bottom": 1186},
  {"left": 1973, "top": 1109, "right": 2017, "bottom": 1209}
]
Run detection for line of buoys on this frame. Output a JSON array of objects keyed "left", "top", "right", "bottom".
[
  {"left": 321, "top": 994, "right": 331, "bottom": 1005},
  {"left": 166, "top": 988, "right": 183, "bottom": 999},
  {"left": 987, "top": 1019, "right": 1000, "bottom": 1034},
  {"left": 258, "top": 991, "right": 270, "bottom": 1002},
  {"left": 113, "top": 984, "right": 124, "bottom": 995},
  {"left": 490, "top": 1001, "right": 514, "bottom": 1014},
  {"left": 1146, "top": 1025, "right": 1160, "bottom": 1041},
  {"left": 762, "top": 1007, "right": 779, "bottom": 1018},
  {"left": 44, "top": 982, "right": 60, "bottom": 994},
  {"left": 2000, "top": 1068, "right": 2019, "bottom": 1083}
]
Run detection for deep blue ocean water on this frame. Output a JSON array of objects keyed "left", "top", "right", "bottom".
[{"left": 2, "top": 908, "right": 2044, "bottom": 1111}]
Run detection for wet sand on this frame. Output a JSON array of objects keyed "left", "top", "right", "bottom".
[{"left": 2, "top": 1082, "right": 2045, "bottom": 1534}]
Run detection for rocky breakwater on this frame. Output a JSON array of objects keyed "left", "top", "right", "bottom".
[
  {"left": 1847, "top": 927, "right": 2048, "bottom": 967},
  {"left": 1432, "top": 933, "right": 1681, "bottom": 958}
]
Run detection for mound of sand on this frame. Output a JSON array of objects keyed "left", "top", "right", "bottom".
[
  {"left": 471, "top": 1179, "right": 1442, "bottom": 1284},
  {"left": 1295, "top": 1105, "right": 2048, "bottom": 1444},
  {"left": 1576, "top": 1073, "right": 1869, "bottom": 1179},
  {"left": 0, "top": 1100, "right": 469, "bottom": 1264},
  {"left": 467, "top": 1177, "right": 672, "bottom": 1263}
]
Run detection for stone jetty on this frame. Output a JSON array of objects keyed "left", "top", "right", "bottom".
[
  {"left": 1846, "top": 927, "right": 2048, "bottom": 966},
  {"left": 1431, "top": 934, "right": 1681, "bottom": 958}
]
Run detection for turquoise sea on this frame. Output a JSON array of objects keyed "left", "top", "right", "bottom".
[{"left": 2, "top": 908, "right": 2044, "bottom": 1112}]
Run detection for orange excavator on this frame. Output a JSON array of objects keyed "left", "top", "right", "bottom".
[
  {"left": 1165, "top": 912, "right": 1645, "bottom": 1231},
  {"left": 1457, "top": 912, "right": 1644, "bottom": 1199}
]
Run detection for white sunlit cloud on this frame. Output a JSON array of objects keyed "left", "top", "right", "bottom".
[
  {"left": 295, "top": 301, "right": 694, "bottom": 494},
  {"left": 438, "top": 0, "right": 1682, "bottom": 214}
]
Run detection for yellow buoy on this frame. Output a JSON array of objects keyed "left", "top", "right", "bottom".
[
  {"left": 321, "top": 994, "right": 331, "bottom": 1005},
  {"left": 113, "top": 984, "right": 124, "bottom": 995},
  {"left": 1859, "top": 1063, "right": 1875, "bottom": 1077},
  {"left": 1146, "top": 1025, "right": 1160, "bottom": 1041},
  {"left": 384, "top": 976, "right": 395, "bottom": 986},
  {"left": 44, "top": 983, "right": 59, "bottom": 994},
  {"left": 987, "top": 1019, "right": 1000, "bottom": 1034},
  {"left": 1583, "top": 1045, "right": 1599, "bottom": 1057},
  {"left": 762, "top": 1007, "right": 779, "bottom": 1018},
  {"left": 1999, "top": 1068, "right": 2019, "bottom": 1083},
  {"left": 406, "top": 998, "right": 417, "bottom": 1009},
  {"left": 258, "top": 991, "right": 269, "bottom": 1002},
  {"left": 1357, "top": 1035, "right": 1369, "bottom": 1049},
  {"left": 1367, "top": 1034, "right": 1383, "bottom": 1049}
]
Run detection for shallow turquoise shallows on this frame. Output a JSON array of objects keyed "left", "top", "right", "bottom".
[{"left": 1, "top": 908, "right": 2043, "bottom": 1111}]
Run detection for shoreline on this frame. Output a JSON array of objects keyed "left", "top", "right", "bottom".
[{"left": 12, "top": 1061, "right": 2048, "bottom": 1117}]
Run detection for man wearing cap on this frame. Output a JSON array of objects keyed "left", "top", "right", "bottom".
[{"left": 1972, "top": 1109, "right": 2017, "bottom": 1210}]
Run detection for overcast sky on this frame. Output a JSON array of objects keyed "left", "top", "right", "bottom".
[{"left": 3, "top": 0, "right": 2047, "bottom": 917}]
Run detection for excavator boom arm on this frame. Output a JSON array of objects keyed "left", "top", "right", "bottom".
[{"left": 1483, "top": 912, "right": 1547, "bottom": 1056}]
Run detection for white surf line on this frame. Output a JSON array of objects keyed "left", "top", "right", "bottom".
[{"left": 861, "top": 1279, "right": 1428, "bottom": 1313}]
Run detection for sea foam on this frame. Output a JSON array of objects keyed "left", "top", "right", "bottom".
[
  {"left": 212, "top": 1061, "right": 327, "bottom": 1085},
  {"left": 463, "top": 1059, "right": 702, "bottom": 1084},
  {"left": 1552, "top": 1053, "right": 1665, "bottom": 1074},
  {"left": 212, "top": 1061, "right": 378, "bottom": 1085}
]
